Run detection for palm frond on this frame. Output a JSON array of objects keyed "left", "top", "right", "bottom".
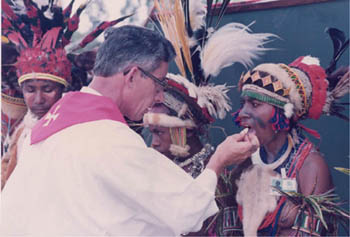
[
  {"left": 334, "top": 167, "right": 350, "bottom": 175},
  {"left": 274, "top": 187, "right": 350, "bottom": 233}
]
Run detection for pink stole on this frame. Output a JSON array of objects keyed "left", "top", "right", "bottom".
[{"left": 31, "top": 91, "right": 127, "bottom": 145}]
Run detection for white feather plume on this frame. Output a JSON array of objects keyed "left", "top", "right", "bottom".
[
  {"left": 301, "top": 55, "right": 320, "bottom": 65},
  {"left": 166, "top": 73, "right": 232, "bottom": 120},
  {"left": 200, "top": 22, "right": 277, "bottom": 78},
  {"left": 189, "top": 0, "right": 206, "bottom": 31},
  {"left": 7, "top": 0, "right": 26, "bottom": 15},
  {"left": 284, "top": 103, "right": 294, "bottom": 118},
  {"left": 197, "top": 84, "right": 232, "bottom": 119},
  {"left": 167, "top": 73, "right": 199, "bottom": 99}
]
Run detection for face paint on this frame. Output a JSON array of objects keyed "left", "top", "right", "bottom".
[{"left": 248, "top": 112, "right": 267, "bottom": 129}]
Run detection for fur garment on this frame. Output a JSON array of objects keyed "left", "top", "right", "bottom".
[{"left": 236, "top": 164, "right": 280, "bottom": 236}]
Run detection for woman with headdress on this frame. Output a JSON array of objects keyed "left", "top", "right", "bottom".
[
  {"left": 232, "top": 56, "right": 349, "bottom": 236},
  {"left": 1, "top": 0, "right": 130, "bottom": 189}
]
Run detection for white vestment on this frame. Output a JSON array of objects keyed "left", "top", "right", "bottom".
[{"left": 0, "top": 88, "right": 218, "bottom": 236}]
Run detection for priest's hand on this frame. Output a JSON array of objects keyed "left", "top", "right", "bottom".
[{"left": 206, "top": 129, "right": 259, "bottom": 176}]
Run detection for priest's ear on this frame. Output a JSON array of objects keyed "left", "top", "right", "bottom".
[{"left": 123, "top": 66, "right": 138, "bottom": 88}]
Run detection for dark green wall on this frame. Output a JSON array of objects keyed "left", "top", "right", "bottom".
[{"left": 206, "top": 0, "right": 349, "bottom": 233}]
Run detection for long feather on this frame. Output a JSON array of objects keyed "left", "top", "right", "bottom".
[
  {"left": 214, "top": 0, "right": 230, "bottom": 29},
  {"left": 75, "top": 14, "right": 133, "bottom": 51},
  {"left": 174, "top": 0, "right": 193, "bottom": 77},
  {"left": 323, "top": 71, "right": 349, "bottom": 120},
  {"left": 155, "top": 0, "right": 186, "bottom": 77},
  {"left": 201, "top": 22, "right": 276, "bottom": 79},
  {"left": 62, "top": 0, "right": 91, "bottom": 46},
  {"left": 325, "top": 28, "right": 349, "bottom": 74},
  {"left": 188, "top": 0, "right": 206, "bottom": 32},
  {"left": 62, "top": 0, "right": 75, "bottom": 21},
  {"left": 155, "top": 0, "right": 193, "bottom": 79},
  {"left": 326, "top": 28, "right": 349, "bottom": 73}
]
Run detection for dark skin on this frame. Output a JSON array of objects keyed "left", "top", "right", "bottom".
[
  {"left": 148, "top": 105, "right": 203, "bottom": 161},
  {"left": 238, "top": 96, "right": 333, "bottom": 236},
  {"left": 1, "top": 79, "right": 65, "bottom": 190},
  {"left": 21, "top": 79, "right": 64, "bottom": 119}
]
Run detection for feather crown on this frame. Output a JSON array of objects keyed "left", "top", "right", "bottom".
[{"left": 2, "top": 0, "right": 131, "bottom": 90}]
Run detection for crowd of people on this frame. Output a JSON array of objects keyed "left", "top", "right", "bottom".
[{"left": 1, "top": 0, "right": 349, "bottom": 236}]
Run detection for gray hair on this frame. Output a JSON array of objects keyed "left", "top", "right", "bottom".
[{"left": 93, "top": 25, "right": 176, "bottom": 77}]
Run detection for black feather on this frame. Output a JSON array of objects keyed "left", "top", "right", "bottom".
[
  {"left": 215, "top": 0, "right": 230, "bottom": 30},
  {"left": 206, "top": 0, "right": 214, "bottom": 27},
  {"left": 182, "top": 0, "right": 193, "bottom": 38},
  {"left": 325, "top": 27, "right": 349, "bottom": 74}
]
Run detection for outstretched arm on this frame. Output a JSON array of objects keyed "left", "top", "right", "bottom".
[{"left": 206, "top": 130, "right": 259, "bottom": 177}]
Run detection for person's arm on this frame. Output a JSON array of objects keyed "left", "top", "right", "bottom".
[
  {"left": 89, "top": 122, "right": 259, "bottom": 235},
  {"left": 277, "top": 151, "right": 333, "bottom": 236}
]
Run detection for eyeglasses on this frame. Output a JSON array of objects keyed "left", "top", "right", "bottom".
[{"left": 123, "top": 66, "right": 169, "bottom": 88}]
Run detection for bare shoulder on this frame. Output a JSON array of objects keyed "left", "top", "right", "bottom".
[
  {"left": 298, "top": 149, "right": 333, "bottom": 195},
  {"left": 301, "top": 149, "right": 329, "bottom": 171}
]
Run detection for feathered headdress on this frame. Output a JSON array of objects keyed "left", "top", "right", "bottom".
[
  {"left": 238, "top": 27, "right": 349, "bottom": 122},
  {"left": 143, "top": 72, "right": 232, "bottom": 157},
  {"left": 237, "top": 54, "right": 349, "bottom": 142},
  {"left": 2, "top": 0, "right": 131, "bottom": 87},
  {"left": 154, "top": 0, "right": 276, "bottom": 85},
  {"left": 1, "top": 0, "right": 131, "bottom": 147}
]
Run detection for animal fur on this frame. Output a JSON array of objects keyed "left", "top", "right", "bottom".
[{"left": 236, "top": 165, "right": 280, "bottom": 236}]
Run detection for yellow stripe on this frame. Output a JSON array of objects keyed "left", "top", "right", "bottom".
[
  {"left": 18, "top": 73, "right": 68, "bottom": 87},
  {"left": 1, "top": 93, "right": 26, "bottom": 106}
]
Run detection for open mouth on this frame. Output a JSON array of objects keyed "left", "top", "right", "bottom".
[{"left": 241, "top": 124, "right": 255, "bottom": 135}]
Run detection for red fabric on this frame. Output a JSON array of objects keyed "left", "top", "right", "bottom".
[
  {"left": 31, "top": 92, "right": 127, "bottom": 144},
  {"left": 289, "top": 57, "right": 328, "bottom": 120}
]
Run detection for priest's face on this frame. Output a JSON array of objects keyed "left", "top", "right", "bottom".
[
  {"left": 22, "top": 79, "right": 64, "bottom": 119},
  {"left": 238, "top": 95, "right": 276, "bottom": 146},
  {"left": 125, "top": 62, "right": 168, "bottom": 121}
]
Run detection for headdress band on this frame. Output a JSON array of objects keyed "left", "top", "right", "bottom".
[
  {"left": 18, "top": 73, "right": 68, "bottom": 87},
  {"left": 279, "top": 64, "right": 308, "bottom": 116},
  {"left": 241, "top": 84, "right": 290, "bottom": 108}
]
